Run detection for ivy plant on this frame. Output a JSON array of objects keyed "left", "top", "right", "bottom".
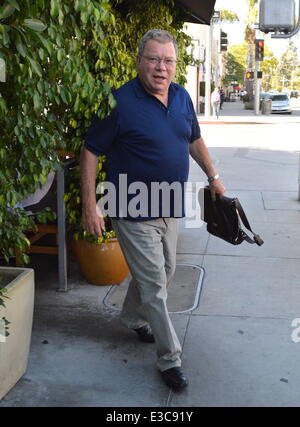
[
  {"left": 0, "top": 0, "right": 194, "bottom": 263},
  {"left": 0, "top": 0, "right": 116, "bottom": 262}
]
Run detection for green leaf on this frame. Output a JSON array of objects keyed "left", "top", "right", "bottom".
[
  {"left": 13, "top": 125, "right": 20, "bottom": 137},
  {"left": 7, "top": 0, "right": 20, "bottom": 11},
  {"left": 57, "top": 48, "right": 64, "bottom": 62},
  {"left": 60, "top": 87, "right": 68, "bottom": 103},
  {"left": 108, "top": 93, "right": 116, "bottom": 109},
  {"left": 94, "top": 8, "right": 100, "bottom": 21},
  {"left": 28, "top": 57, "right": 42, "bottom": 77},
  {"left": 0, "top": 3, "right": 15, "bottom": 20},
  {"left": 74, "top": 25, "right": 81, "bottom": 40},
  {"left": 0, "top": 96, "right": 7, "bottom": 113},
  {"left": 38, "top": 47, "right": 45, "bottom": 61},
  {"left": 21, "top": 254, "right": 30, "bottom": 264},
  {"left": 37, "top": 80, "right": 43, "bottom": 94},
  {"left": 23, "top": 18, "right": 47, "bottom": 33},
  {"left": 74, "top": 94, "right": 80, "bottom": 112},
  {"left": 81, "top": 11, "right": 88, "bottom": 25},
  {"left": 58, "top": 9, "right": 64, "bottom": 26},
  {"left": 76, "top": 73, "right": 81, "bottom": 85},
  {"left": 33, "top": 92, "right": 41, "bottom": 111},
  {"left": 15, "top": 33, "right": 27, "bottom": 57},
  {"left": 1, "top": 24, "right": 10, "bottom": 46},
  {"left": 50, "top": 0, "right": 59, "bottom": 18},
  {"left": 20, "top": 176, "right": 27, "bottom": 185},
  {"left": 36, "top": 33, "right": 52, "bottom": 55}
]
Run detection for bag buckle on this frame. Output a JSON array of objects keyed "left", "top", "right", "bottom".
[{"left": 253, "top": 234, "right": 264, "bottom": 246}]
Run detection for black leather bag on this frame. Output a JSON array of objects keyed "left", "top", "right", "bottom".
[{"left": 199, "top": 187, "right": 264, "bottom": 246}]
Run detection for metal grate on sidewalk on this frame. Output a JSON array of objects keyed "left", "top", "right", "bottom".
[{"left": 103, "top": 263, "right": 204, "bottom": 314}]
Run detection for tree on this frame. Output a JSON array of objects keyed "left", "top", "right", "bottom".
[
  {"left": 244, "top": 0, "right": 258, "bottom": 45},
  {"left": 291, "top": 60, "right": 300, "bottom": 91},
  {"left": 213, "top": 9, "right": 239, "bottom": 89},
  {"left": 223, "top": 44, "right": 248, "bottom": 87},
  {"left": 223, "top": 40, "right": 278, "bottom": 93},
  {"left": 259, "top": 46, "right": 278, "bottom": 91},
  {"left": 244, "top": 0, "right": 258, "bottom": 100},
  {"left": 276, "top": 41, "right": 298, "bottom": 91},
  {"left": 219, "top": 10, "right": 239, "bottom": 23}
]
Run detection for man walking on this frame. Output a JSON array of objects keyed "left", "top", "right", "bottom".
[{"left": 81, "top": 29, "right": 225, "bottom": 390}]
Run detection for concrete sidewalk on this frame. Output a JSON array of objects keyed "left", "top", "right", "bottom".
[
  {"left": 1, "top": 101, "right": 300, "bottom": 407},
  {"left": 198, "top": 97, "right": 300, "bottom": 124}
]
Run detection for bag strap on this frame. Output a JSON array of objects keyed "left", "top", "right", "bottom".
[{"left": 234, "top": 199, "right": 264, "bottom": 246}]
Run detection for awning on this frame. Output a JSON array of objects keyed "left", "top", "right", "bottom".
[{"left": 174, "top": 0, "right": 216, "bottom": 25}]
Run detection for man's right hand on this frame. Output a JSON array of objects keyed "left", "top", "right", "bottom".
[
  {"left": 80, "top": 148, "right": 105, "bottom": 238},
  {"left": 81, "top": 204, "right": 105, "bottom": 238}
]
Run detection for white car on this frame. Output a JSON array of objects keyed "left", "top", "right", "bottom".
[{"left": 267, "top": 93, "right": 292, "bottom": 114}]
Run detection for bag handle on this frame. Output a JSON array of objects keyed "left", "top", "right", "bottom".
[{"left": 234, "top": 199, "right": 264, "bottom": 246}]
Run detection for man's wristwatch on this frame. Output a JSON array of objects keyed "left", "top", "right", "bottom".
[{"left": 207, "top": 174, "right": 220, "bottom": 183}]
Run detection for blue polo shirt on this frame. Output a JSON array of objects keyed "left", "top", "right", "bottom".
[{"left": 85, "top": 77, "right": 201, "bottom": 221}]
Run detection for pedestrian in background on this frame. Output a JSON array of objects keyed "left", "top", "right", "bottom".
[
  {"left": 211, "top": 87, "right": 221, "bottom": 119},
  {"left": 220, "top": 88, "right": 225, "bottom": 110},
  {"left": 80, "top": 29, "right": 225, "bottom": 391}
]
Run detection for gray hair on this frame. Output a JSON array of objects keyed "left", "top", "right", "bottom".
[{"left": 138, "top": 29, "right": 178, "bottom": 57}]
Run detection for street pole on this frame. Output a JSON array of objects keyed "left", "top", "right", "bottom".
[
  {"left": 245, "top": 44, "right": 254, "bottom": 103},
  {"left": 254, "top": 60, "right": 260, "bottom": 115},
  {"left": 204, "top": 23, "right": 212, "bottom": 120}
]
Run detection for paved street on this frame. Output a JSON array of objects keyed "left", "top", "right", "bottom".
[
  {"left": 1, "top": 100, "right": 300, "bottom": 408},
  {"left": 202, "top": 96, "right": 300, "bottom": 125}
]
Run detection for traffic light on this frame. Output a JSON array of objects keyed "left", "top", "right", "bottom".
[
  {"left": 220, "top": 31, "right": 228, "bottom": 52},
  {"left": 255, "top": 39, "right": 264, "bottom": 61},
  {"left": 245, "top": 71, "right": 254, "bottom": 79}
]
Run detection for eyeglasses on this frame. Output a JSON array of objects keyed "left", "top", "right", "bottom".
[{"left": 140, "top": 55, "right": 177, "bottom": 67}]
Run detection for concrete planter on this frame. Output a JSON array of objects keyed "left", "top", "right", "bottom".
[{"left": 0, "top": 267, "right": 34, "bottom": 400}]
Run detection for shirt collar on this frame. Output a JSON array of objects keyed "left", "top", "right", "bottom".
[{"left": 133, "top": 76, "right": 178, "bottom": 101}]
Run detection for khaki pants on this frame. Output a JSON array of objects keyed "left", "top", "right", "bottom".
[{"left": 111, "top": 218, "right": 181, "bottom": 372}]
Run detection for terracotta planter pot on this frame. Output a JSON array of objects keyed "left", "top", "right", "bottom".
[{"left": 72, "top": 238, "right": 129, "bottom": 285}]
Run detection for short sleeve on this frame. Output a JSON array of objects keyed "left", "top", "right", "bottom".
[
  {"left": 188, "top": 97, "right": 201, "bottom": 143},
  {"left": 84, "top": 107, "right": 120, "bottom": 156}
]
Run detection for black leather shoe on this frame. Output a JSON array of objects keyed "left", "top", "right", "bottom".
[
  {"left": 133, "top": 325, "right": 155, "bottom": 343},
  {"left": 160, "top": 367, "right": 189, "bottom": 390}
]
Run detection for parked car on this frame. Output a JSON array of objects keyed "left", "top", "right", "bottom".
[
  {"left": 266, "top": 93, "right": 292, "bottom": 114},
  {"left": 229, "top": 93, "right": 238, "bottom": 102},
  {"left": 260, "top": 92, "right": 269, "bottom": 100}
]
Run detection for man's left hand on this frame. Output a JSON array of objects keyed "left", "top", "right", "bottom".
[{"left": 209, "top": 178, "right": 226, "bottom": 201}]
